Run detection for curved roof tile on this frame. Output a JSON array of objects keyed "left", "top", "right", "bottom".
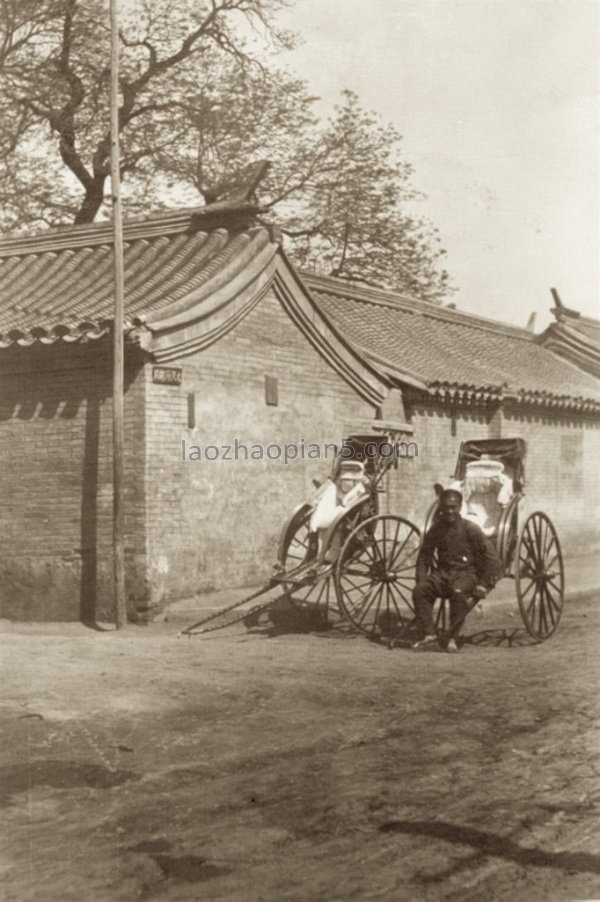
[
  {"left": 1, "top": 208, "right": 598, "bottom": 413},
  {"left": 0, "top": 208, "right": 268, "bottom": 346},
  {"left": 305, "top": 274, "right": 600, "bottom": 410}
]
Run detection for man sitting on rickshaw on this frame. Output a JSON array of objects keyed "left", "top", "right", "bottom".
[
  {"left": 305, "top": 460, "right": 370, "bottom": 573},
  {"left": 412, "top": 488, "right": 501, "bottom": 653}
]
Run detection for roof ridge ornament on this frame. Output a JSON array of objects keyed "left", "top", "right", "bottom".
[
  {"left": 203, "top": 161, "right": 271, "bottom": 206},
  {"left": 0, "top": 161, "right": 272, "bottom": 258},
  {"left": 550, "top": 286, "right": 581, "bottom": 321}
]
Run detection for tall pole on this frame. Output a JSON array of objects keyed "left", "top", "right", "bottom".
[{"left": 110, "top": 0, "right": 127, "bottom": 629}]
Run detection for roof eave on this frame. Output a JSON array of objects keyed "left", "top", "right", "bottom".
[
  {"left": 0, "top": 202, "right": 260, "bottom": 258},
  {"left": 304, "top": 271, "right": 537, "bottom": 342}
]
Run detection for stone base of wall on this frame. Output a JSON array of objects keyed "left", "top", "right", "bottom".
[
  {"left": 0, "top": 557, "right": 82, "bottom": 621},
  {"left": 0, "top": 553, "right": 151, "bottom": 623}
]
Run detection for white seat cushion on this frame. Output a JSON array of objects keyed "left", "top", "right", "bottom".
[
  {"left": 455, "top": 461, "right": 514, "bottom": 537},
  {"left": 464, "top": 487, "right": 503, "bottom": 536}
]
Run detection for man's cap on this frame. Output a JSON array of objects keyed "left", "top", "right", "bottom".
[{"left": 440, "top": 488, "right": 463, "bottom": 505}]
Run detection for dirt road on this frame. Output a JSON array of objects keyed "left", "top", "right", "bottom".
[{"left": 1, "top": 595, "right": 599, "bottom": 901}]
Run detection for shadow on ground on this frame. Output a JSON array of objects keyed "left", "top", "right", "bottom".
[
  {"left": 464, "top": 627, "right": 540, "bottom": 648},
  {"left": 380, "top": 819, "right": 600, "bottom": 880},
  {"left": 242, "top": 596, "right": 541, "bottom": 650},
  {"left": 243, "top": 595, "right": 341, "bottom": 637},
  {"left": 0, "top": 761, "right": 138, "bottom": 807}
]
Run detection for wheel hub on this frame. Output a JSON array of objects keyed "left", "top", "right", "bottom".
[{"left": 369, "top": 561, "right": 398, "bottom": 582}]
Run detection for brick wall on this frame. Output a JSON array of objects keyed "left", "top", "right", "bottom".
[
  {"left": 382, "top": 401, "right": 492, "bottom": 528},
  {"left": 144, "top": 287, "right": 378, "bottom": 605},
  {"left": 382, "top": 398, "right": 600, "bottom": 557},
  {"left": 1, "top": 311, "right": 598, "bottom": 621},
  {"left": 502, "top": 407, "right": 600, "bottom": 555},
  {"left": 0, "top": 340, "right": 148, "bottom": 620},
  {"left": 145, "top": 301, "right": 600, "bottom": 609}
]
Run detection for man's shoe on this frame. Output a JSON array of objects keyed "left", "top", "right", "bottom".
[
  {"left": 412, "top": 634, "right": 439, "bottom": 651},
  {"left": 446, "top": 638, "right": 459, "bottom": 653}
]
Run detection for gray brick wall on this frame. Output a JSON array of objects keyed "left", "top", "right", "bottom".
[
  {"left": 1, "top": 298, "right": 598, "bottom": 620},
  {"left": 0, "top": 341, "right": 148, "bottom": 620},
  {"left": 144, "top": 287, "right": 377, "bottom": 604},
  {"left": 382, "top": 400, "right": 600, "bottom": 557}
]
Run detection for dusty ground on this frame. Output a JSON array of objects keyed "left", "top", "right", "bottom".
[{"left": 1, "top": 595, "right": 599, "bottom": 902}]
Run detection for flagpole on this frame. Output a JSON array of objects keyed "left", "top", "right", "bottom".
[{"left": 110, "top": 0, "right": 127, "bottom": 629}]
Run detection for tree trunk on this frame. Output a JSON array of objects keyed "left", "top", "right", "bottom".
[{"left": 73, "top": 177, "right": 106, "bottom": 223}]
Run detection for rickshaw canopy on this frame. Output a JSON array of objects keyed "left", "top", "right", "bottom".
[
  {"left": 453, "top": 438, "right": 526, "bottom": 489},
  {"left": 335, "top": 433, "right": 398, "bottom": 480}
]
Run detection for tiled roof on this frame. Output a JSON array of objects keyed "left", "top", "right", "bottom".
[
  {"left": 0, "top": 204, "right": 271, "bottom": 347},
  {"left": 0, "top": 207, "right": 386, "bottom": 406},
  {"left": 566, "top": 316, "right": 600, "bottom": 344},
  {"left": 305, "top": 273, "right": 600, "bottom": 411},
  {"left": 540, "top": 306, "right": 600, "bottom": 379},
  {"left": 1, "top": 207, "right": 598, "bottom": 413}
]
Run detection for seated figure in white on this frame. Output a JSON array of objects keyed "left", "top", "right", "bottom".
[
  {"left": 307, "top": 461, "right": 369, "bottom": 567},
  {"left": 450, "top": 455, "right": 513, "bottom": 537}
]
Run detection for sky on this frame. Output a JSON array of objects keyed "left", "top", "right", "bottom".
[{"left": 277, "top": 0, "right": 599, "bottom": 328}]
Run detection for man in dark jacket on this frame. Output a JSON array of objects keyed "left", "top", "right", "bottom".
[{"left": 412, "top": 488, "right": 501, "bottom": 652}]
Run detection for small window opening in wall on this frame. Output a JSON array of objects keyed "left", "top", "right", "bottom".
[
  {"left": 265, "top": 375, "right": 278, "bottom": 406},
  {"left": 187, "top": 393, "right": 196, "bottom": 429}
]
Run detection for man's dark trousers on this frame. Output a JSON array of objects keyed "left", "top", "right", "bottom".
[{"left": 413, "top": 570, "right": 478, "bottom": 639}]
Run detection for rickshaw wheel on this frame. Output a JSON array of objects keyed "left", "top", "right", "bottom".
[
  {"left": 280, "top": 508, "right": 336, "bottom": 622},
  {"left": 280, "top": 498, "right": 373, "bottom": 622},
  {"left": 423, "top": 499, "right": 440, "bottom": 535},
  {"left": 516, "top": 511, "right": 565, "bottom": 640},
  {"left": 498, "top": 495, "right": 520, "bottom": 574},
  {"left": 335, "top": 514, "right": 421, "bottom": 640}
]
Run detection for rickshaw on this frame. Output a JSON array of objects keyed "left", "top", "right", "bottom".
[
  {"left": 272, "top": 432, "right": 421, "bottom": 626},
  {"left": 182, "top": 431, "right": 420, "bottom": 635},
  {"left": 182, "top": 435, "right": 565, "bottom": 644}
]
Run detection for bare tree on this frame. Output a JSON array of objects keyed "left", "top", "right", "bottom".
[
  {"left": 0, "top": 0, "right": 292, "bottom": 225},
  {"left": 0, "top": 0, "right": 450, "bottom": 300}
]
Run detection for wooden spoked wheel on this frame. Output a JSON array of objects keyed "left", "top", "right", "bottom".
[
  {"left": 335, "top": 515, "right": 421, "bottom": 640},
  {"left": 497, "top": 495, "right": 520, "bottom": 574},
  {"left": 280, "top": 507, "right": 335, "bottom": 618},
  {"left": 280, "top": 498, "right": 373, "bottom": 620},
  {"left": 279, "top": 504, "right": 315, "bottom": 573},
  {"left": 515, "top": 511, "right": 565, "bottom": 640},
  {"left": 423, "top": 498, "right": 440, "bottom": 536}
]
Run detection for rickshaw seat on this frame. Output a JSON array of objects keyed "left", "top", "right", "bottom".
[
  {"left": 453, "top": 460, "right": 514, "bottom": 537},
  {"left": 463, "top": 482, "right": 503, "bottom": 536}
]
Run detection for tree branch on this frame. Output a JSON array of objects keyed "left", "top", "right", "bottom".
[{"left": 48, "top": 0, "right": 94, "bottom": 191}]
